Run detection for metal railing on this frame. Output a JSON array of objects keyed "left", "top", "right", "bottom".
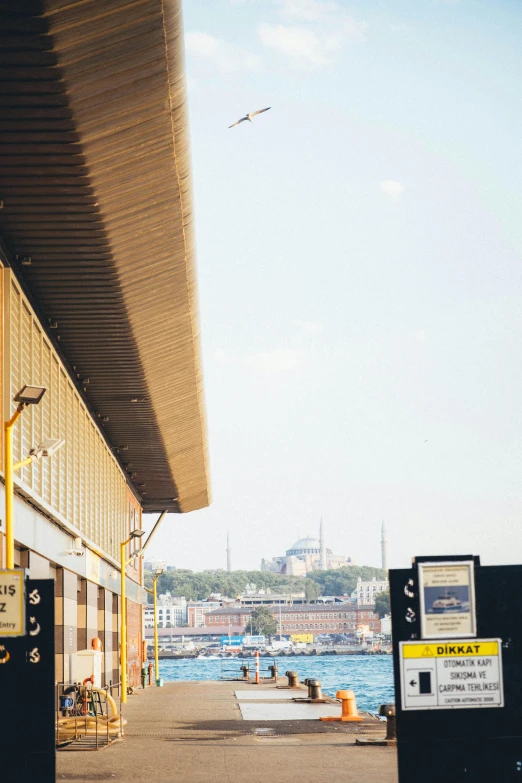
[
  {"left": 220, "top": 656, "right": 279, "bottom": 683},
  {"left": 56, "top": 680, "right": 124, "bottom": 751}
]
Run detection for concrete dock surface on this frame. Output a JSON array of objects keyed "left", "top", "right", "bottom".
[{"left": 57, "top": 680, "right": 398, "bottom": 782}]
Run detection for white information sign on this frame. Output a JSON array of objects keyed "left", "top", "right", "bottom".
[
  {"left": 0, "top": 569, "right": 25, "bottom": 636},
  {"left": 400, "top": 638, "right": 503, "bottom": 710},
  {"left": 418, "top": 560, "right": 476, "bottom": 639}
]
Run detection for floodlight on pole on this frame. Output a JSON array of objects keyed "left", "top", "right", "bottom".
[
  {"left": 30, "top": 438, "right": 65, "bottom": 459},
  {"left": 12, "top": 438, "right": 66, "bottom": 473},
  {"left": 4, "top": 385, "right": 49, "bottom": 570},
  {"left": 13, "top": 385, "right": 47, "bottom": 406},
  {"left": 120, "top": 528, "right": 146, "bottom": 703}
]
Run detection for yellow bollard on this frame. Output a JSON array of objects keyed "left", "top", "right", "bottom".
[{"left": 320, "top": 689, "right": 363, "bottom": 722}]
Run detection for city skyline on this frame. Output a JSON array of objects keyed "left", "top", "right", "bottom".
[{"left": 144, "top": 516, "right": 387, "bottom": 573}]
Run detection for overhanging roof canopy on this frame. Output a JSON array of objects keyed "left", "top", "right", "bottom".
[{"left": 0, "top": 0, "right": 210, "bottom": 513}]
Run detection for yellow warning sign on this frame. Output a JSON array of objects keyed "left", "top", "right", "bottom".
[{"left": 402, "top": 640, "right": 499, "bottom": 659}]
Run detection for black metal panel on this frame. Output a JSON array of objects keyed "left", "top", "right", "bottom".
[
  {"left": 0, "top": 578, "right": 55, "bottom": 781},
  {"left": 390, "top": 562, "right": 522, "bottom": 782}
]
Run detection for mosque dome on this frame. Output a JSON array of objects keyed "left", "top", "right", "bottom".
[{"left": 286, "top": 536, "right": 327, "bottom": 557}]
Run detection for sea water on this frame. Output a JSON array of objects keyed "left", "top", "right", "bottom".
[{"left": 159, "top": 654, "right": 394, "bottom": 713}]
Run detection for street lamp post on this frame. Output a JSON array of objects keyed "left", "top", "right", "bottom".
[
  {"left": 120, "top": 528, "right": 145, "bottom": 703},
  {"left": 4, "top": 405, "right": 23, "bottom": 570},
  {"left": 4, "top": 384, "right": 65, "bottom": 569},
  {"left": 152, "top": 568, "right": 164, "bottom": 686}
]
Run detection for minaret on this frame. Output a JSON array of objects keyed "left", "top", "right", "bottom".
[
  {"left": 227, "top": 530, "right": 232, "bottom": 572},
  {"left": 381, "top": 521, "right": 388, "bottom": 570},
  {"left": 319, "top": 517, "right": 327, "bottom": 570}
]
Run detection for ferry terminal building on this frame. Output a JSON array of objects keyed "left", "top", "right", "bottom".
[{"left": 0, "top": 0, "right": 209, "bottom": 692}]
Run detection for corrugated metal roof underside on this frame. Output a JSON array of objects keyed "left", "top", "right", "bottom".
[{"left": 0, "top": 0, "right": 210, "bottom": 513}]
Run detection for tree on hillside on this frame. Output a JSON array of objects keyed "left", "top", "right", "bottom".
[
  {"left": 305, "top": 579, "right": 322, "bottom": 602},
  {"left": 144, "top": 570, "right": 153, "bottom": 595},
  {"left": 307, "top": 566, "right": 387, "bottom": 597},
  {"left": 249, "top": 607, "right": 277, "bottom": 637},
  {"left": 145, "top": 568, "right": 309, "bottom": 603},
  {"left": 374, "top": 591, "right": 390, "bottom": 619},
  {"left": 143, "top": 565, "right": 388, "bottom": 604}
]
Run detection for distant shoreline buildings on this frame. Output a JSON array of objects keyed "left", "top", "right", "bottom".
[{"left": 143, "top": 572, "right": 391, "bottom": 651}]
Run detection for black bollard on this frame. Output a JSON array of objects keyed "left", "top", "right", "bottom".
[
  {"left": 306, "top": 678, "right": 323, "bottom": 701},
  {"left": 378, "top": 703, "right": 396, "bottom": 741}
]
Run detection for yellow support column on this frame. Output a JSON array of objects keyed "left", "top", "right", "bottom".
[
  {"left": 120, "top": 530, "right": 145, "bottom": 703},
  {"left": 153, "top": 576, "right": 160, "bottom": 685},
  {"left": 4, "top": 407, "right": 23, "bottom": 570},
  {"left": 120, "top": 539, "right": 128, "bottom": 704}
]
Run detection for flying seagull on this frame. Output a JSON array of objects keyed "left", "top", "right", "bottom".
[{"left": 228, "top": 107, "right": 271, "bottom": 128}]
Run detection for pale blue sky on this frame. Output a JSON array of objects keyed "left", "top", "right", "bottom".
[{"left": 145, "top": 0, "right": 522, "bottom": 571}]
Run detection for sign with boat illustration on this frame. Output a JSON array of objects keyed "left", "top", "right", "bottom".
[{"left": 418, "top": 561, "right": 476, "bottom": 639}]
